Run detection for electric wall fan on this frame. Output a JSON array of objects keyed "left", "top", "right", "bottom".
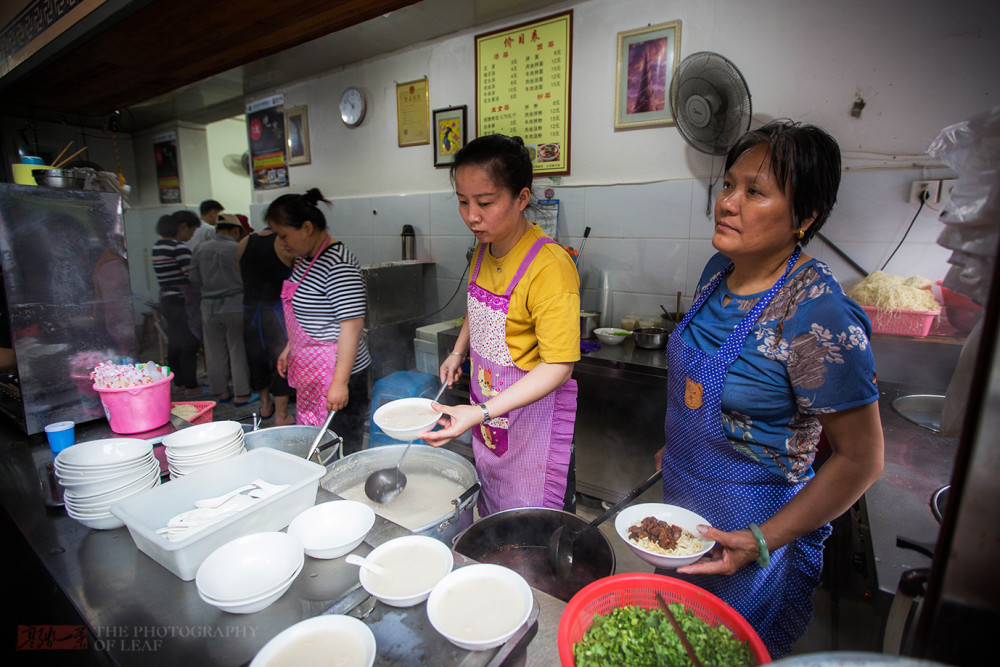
[{"left": 670, "top": 51, "right": 752, "bottom": 155}]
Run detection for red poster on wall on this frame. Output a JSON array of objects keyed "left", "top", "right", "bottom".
[{"left": 246, "top": 95, "right": 289, "bottom": 190}]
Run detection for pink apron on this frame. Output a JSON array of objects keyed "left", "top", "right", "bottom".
[
  {"left": 281, "top": 238, "right": 338, "bottom": 426},
  {"left": 467, "top": 238, "right": 577, "bottom": 517}
]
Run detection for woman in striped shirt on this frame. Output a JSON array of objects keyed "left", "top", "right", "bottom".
[
  {"left": 268, "top": 189, "right": 371, "bottom": 455},
  {"left": 151, "top": 213, "right": 203, "bottom": 397}
]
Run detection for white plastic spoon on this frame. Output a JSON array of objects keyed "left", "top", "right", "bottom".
[{"left": 345, "top": 553, "right": 385, "bottom": 576}]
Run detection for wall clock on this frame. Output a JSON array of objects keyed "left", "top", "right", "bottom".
[{"left": 340, "top": 87, "right": 366, "bottom": 127}]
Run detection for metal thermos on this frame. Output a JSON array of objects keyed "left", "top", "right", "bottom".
[{"left": 401, "top": 224, "right": 415, "bottom": 260}]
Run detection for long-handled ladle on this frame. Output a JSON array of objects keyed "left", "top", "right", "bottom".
[{"left": 363, "top": 378, "right": 448, "bottom": 504}]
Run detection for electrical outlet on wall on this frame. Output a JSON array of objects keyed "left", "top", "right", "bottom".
[
  {"left": 939, "top": 179, "right": 957, "bottom": 205},
  {"left": 909, "top": 180, "right": 940, "bottom": 205}
]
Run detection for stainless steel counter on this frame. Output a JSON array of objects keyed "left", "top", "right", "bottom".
[
  {"left": 0, "top": 418, "right": 566, "bottom": 666},
  {"left": 865, "top": 381, "right": 957, "bottom": 601}
]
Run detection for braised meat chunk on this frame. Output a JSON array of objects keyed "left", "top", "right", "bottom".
[{"left": 628, "top": 516, "right": 683, "bottom": 551}]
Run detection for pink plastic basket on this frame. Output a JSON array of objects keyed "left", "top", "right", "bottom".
[
  {"left": 861, "top": 306, "right": 939, "bottom": 338},
  {"left": 93, "top": 373, "right": 174, "bottom": 434},
  {"left": 169, "top": 401, "right": 216, "bottom": 425}
]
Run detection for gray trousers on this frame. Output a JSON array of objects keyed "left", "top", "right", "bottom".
[{"left": 201, "top": 309, "right": 251, "bottom": 396}]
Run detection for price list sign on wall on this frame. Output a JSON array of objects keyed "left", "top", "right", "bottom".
[{"left": 475, "top": 11, "right": 572, "bottom": 176}]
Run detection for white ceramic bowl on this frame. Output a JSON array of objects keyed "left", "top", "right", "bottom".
[
  {"left": 163, "top": 421, "right": 244, "bottom": 456},
  {"left": 372, "top": 397, "right": 442, "bottom": 441},
  {"left": 195, "top": 531, "right": 304, "bottom": 602},
  {"left": 199, "top": 560, "right": 304, "bottom": 614},
  {"left": 63, "top": 464, "right": 160, "bottom": 505},
  {"left": 250, "top": 615, "right": 376, "bottom": 667},
  {"left": 593, "top": 327, "right": 632, "bottom": 345},
  {"left": 55, "top": 438, "right": 152, "bottom": 469},
  {"left": 287, "top": 501, "right": 376, "bottom": 559},
  {"left": 64, "top": 507, "right": 125, "bottom": 530},
  {"left": 427, "top": 564, "right": 532, "bottom": 651},
  {"left": 358, "top": 535, "right": 454, "bottom": 607},
  {"left": 614, "top": 502, "right": 715, "bottom": 569},
  {"left": 56, "top": 458, "right": 158, "bottom": 495}
]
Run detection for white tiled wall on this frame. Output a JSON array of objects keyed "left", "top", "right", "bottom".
[{"left": 220, "top": 165, "right": 957, "bottom": 326}]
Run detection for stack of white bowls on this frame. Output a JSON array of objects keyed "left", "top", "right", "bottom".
[
  {"left": 195, "top": 532, "right": 304, "bottom": 614},
  {"left": 162, "top": 421, "right": 246, "bottom": 479},
  {"left": 55, "top": 438, "right": 161, "bottom": 530}
]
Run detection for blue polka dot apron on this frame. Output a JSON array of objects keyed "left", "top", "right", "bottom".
[{"left": 661, "top": 247, "right": 830, "bottom": 658}]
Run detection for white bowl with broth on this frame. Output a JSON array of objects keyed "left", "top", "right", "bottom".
[
  {"left": 249, "top": 614, "right": 375, "bottom": 667},
  {"left": 358, "top": 535, "right": 453, "bottom": 607},
  {"left": 614, "top": 503, "right": 715, "bottom": 569},
  {"left": 427, "top": 564, "right": 533, "bottom": 651},
  {"left": 372, "top": 397, "right": 441, "bottom": 441}
]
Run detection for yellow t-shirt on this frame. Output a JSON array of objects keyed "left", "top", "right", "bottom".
[{"left": 470, "top": 223, "right": 580, "bottom": 370}]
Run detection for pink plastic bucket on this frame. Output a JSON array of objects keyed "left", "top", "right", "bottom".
[{"left": 93, "top": 373, "right": 174, "bottom": 434}]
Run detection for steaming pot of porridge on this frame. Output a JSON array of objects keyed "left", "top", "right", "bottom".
[{"left": 322, "top": 444, "right": 479, "bottom": 545}]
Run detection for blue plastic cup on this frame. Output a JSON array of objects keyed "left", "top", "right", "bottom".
[{"left": 44, "top": 421, "right": 76, "bottom": 455}]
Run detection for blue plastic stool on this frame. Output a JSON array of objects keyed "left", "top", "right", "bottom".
[{"left": 368, "top": 371, "right": 439, "bottom": 447}]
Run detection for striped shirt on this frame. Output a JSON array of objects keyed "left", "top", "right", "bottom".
[
  {"left": 151, "top": 239, "right": 192, "bottom": 297},
  {"left": 289, "top": 241, "right": 371, "bottom": 374}
]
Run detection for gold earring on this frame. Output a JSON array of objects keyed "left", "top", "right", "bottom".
[{"left": 796, "top": 229, "right": 805, "bottom": 240}]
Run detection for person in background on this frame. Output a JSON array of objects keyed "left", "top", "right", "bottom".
[
  {"left": 268, "top": 189, "right": 371, "bottom": 454},
  {"left": 419, "top": 134, "right": 581, "bottom": 518},
  {"left": 654, "top": 120, "right": 884, "bottom": 657},
  {"left": 238, "top": 217, "right": 294, "bottom": 425},
  {"left": 187, "top": 199, "right": 224, "bottom": 251},
  {"left": 151, "top": 214, "right": 204, "bottom": 397},
  {"left": 235, "top": 214, "right": 253, "bottom": 239},
  {"left": 189, "top": 214, "right": 254, "bottom": 405},
  {"left": 171, "top": 210, "right": 205, "bottom": 343}
]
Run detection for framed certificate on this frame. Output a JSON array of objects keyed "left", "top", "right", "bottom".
[
  {"left": 475, "top": 11, "right": 573, "bottom": 176},
  {"left": 396, "top": 77, "right": 430, "bottom": 147}
]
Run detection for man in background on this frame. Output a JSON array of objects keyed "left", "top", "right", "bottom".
[{"left": 187, "top": 199, "right": 225, "bottom": 251}]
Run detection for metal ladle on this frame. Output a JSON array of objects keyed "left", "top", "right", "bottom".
[
  {"left": 305, "top": 410, "right": 336, "bottom": 464},
  {"left": 363, "top": 378, "right": 449, "bottom": 504},
  {"left": 547, "top": 467, "right": 663, "bottom": 579}
]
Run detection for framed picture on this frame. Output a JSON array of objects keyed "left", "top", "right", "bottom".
[
  {"left": 432, "top": 105, "right": 467, "bottom": 167},
  {"left": 614, "top": 20, "right": 682, "bottom": 130},
  {"left": 284, "top": 105, "right": 310, "bottom": 165}
]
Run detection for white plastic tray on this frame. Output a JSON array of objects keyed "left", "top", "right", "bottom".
[{"left": 111, "top": 448, "right": 324, "bottom": 580}]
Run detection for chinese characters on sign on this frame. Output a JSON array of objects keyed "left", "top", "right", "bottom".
[
  {"left": 246, "top": 95, "right": 289, "bottom": 191},
  {"left": 396, "top": 78, "right": 430, "bottom": 147},
  {"left": 475, "top": 11, "right": 572, "bottom": 175}
]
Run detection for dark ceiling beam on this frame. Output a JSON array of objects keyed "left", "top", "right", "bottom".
[{"left": 1, "top": 0, "right": 420, "bottom": 118}]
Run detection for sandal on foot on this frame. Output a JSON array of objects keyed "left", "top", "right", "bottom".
[{"left": 233, "top": 393, "right": 260, "bottom": 407}]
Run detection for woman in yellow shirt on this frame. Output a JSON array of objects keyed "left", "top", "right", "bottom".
[{"left": 421, "top": 134, "right": 581, "bottom": 517}]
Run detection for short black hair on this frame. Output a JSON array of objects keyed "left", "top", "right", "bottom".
[
  {"left": 200, "top": 199, "right": 224, "bottom": 215},
  {"left": 172, "top": 210, "right": 200, "bottom": 229},
  {"left": 725, "top": 120, "right": 841, "bottom": 246},
  {"left": 155, "top": 214, "right": 178, "bottom": 237},
  {"left": 449, "top": 134, "right": 535, "bottom": 203},
  {"left": 265, "top": 188, "right": 329, "bottom": 231}
]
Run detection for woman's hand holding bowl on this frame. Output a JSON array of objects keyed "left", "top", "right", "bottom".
[
  {"left": 675, "top": 525, "right": 762, "bottom": 576},
  {"left": 418, "top": 402, "right": 482, "bottom": 447}
]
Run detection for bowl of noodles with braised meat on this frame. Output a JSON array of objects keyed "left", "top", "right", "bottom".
[{"left": 614, "top": 503, "right": 715, "bottom": 569}]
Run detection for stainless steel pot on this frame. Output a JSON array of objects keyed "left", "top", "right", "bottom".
[
  {"left": 452, "top": 507, "right": 615, "bottom": 602},
  {"left": 322, "top": 444, "right": 480, "bottom": 545},
  {"left": 243, "top": 425, "right": 341, "bottom": 466},
  {"left": 34, "top": 168, "right": 85, "bottom": 189},
  {"left": 580, "top": 310, "right": 600, "bottom": 339},
  {"left": 633, "top": 326, "right": 669, "bottom": 349}
]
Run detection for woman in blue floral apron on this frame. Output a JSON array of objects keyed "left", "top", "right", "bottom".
[
  {"left": 656, "top": 121, "right": 884, "bottom": 658},
  {"left": 421, "top": 134, "right": 580, "bottom": 517}
]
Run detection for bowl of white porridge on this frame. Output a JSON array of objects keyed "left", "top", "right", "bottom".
[{"left": 372, "top": 397, "right": 442, "bottom": 441}]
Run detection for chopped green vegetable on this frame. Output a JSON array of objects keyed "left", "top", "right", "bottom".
[{"left": 573, "top": 603, "right": 756, "bottom": 667}]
